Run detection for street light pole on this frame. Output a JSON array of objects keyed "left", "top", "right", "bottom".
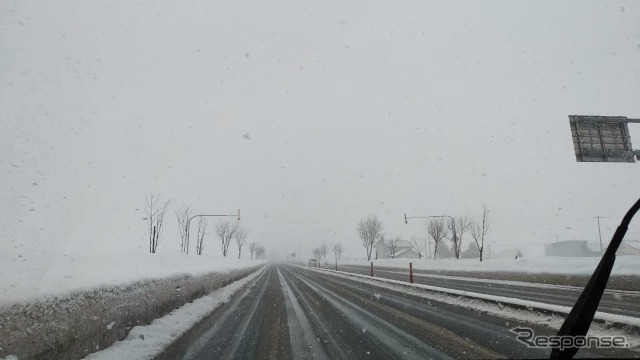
[{"left": 186, "top": 209, "right": 241, "bottom": 254}]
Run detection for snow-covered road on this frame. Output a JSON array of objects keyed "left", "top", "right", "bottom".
[{"left": 155, "top": 265, "right": 639, "bottom": 359}]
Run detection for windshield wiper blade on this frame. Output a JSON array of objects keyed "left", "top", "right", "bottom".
[{"left": 550, "top": 197, "right": 640, "bottom": 360}]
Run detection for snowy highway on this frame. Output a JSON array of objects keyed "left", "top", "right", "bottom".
[
  {"left": 335, "top": 265, "right": 640, "bottom": 318},
  {"left": 155, "top": 265, "right": 636, "bottom": 359}
]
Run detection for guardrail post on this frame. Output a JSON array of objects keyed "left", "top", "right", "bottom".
[
  {"left": 370, "top": 262, "right": 374, "bottom": 277},
  {"left": 409, "top": 262, "right": 414, "bottom": 283}
]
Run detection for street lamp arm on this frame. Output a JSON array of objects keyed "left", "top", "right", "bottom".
[
  {"left": 404, "top": 213, "right": 454, "bottom": 224},
  {"left": 185, "top": 210, "right": 241, "bottom": 254},
  {"left": 188, "top": 211, "right": 241, "bottom": 224}
]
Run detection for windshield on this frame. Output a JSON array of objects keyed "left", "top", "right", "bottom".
[{"left": 1, "top": 1, "right": 639, "bottom": 359}]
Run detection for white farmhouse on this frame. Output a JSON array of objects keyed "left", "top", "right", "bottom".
[{"left": 373, "top": 239, "right": 420, "bottom": 259}]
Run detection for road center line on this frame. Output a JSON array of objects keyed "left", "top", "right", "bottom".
[{"left": 277, "top": 267, "right": 329, "bottom": 360}]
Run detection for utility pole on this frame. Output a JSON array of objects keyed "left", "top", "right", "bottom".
[{"left": 595, "top": 216, "right": 605, "bottom": 254}]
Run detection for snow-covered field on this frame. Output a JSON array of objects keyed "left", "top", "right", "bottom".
[
  {"left": 342, "top": 256, "right": 640, "bottom": 276},
  {"left": 0, "top": 249, "right": 264, "bottom": 306}
]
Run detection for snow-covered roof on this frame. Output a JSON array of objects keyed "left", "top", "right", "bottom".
[
  {"left": 395, "top": 248, "right": 418, "bottom": 256},
  {"left": 395, "top": 240, "right": 413, "bottom": 248},
  {"left": 376, "top": 239, "right": 413, "bottom": 248},
  {"left": 619, "top": 243, "right": 640, "bottom": 255},
  {"left": 585, "top": 241, "right": 603, "bottom": 253}
]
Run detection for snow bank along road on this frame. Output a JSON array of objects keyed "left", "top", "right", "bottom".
[
  {"left": 0, "top": 267, "right": 261, "bottom": 360},
  {"left": 333, "top": 265, "right": 640, "bottom": 318},
  {"left": 157, "top": 264, "right": 638, "bottom": 359}
]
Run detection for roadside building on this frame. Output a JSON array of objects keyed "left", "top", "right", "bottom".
[
  {"left": 373, "top": 239, "right": 420, "bottom": 259},
  {"left": 545, "top": 240, "right": 601, "bottom": 257}
]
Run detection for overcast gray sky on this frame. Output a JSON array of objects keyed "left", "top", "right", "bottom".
[{"left": 2, "top": 0, "right": 639, "bottom": 259}]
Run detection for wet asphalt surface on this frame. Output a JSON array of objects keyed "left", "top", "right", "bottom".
[{"left": 157, "top": 264, "right": 639, "bottom": 360}]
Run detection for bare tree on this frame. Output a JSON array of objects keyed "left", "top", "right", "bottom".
[
  {"left": 255, "top": 244, "right": 266, "bottom": 259},
  {"left": 229, "top": 222, "right": 239, "bottom": 254},
  {"left": 448, "top": 216, "right": 471, "bottom": 259},
  {"left": 175, "top": 205, "right": 192, "bottom": 253},
  {"left": 427, "top": 218, "right": 447, "bottom": 259},
  {"left": 234, "top": 226, "right": 249, "bottom": 259},
  {"left": 195, "top": 217, "right": 207, "bottom": 255},
  {"left": 215, "top": 220, "right": 238, "bottom": 257},
  {"left": 357, "top": 215, "right": 384, "bottom": 261},
  {"left": 447, "top": 218, "right": 459, "bottom": 259},
  {"left": 144, "top": 193, "right": 173, "bottom": 253},
  {"left": 312, "top": 247, "right": 321, "bottom": 260},
  {"left": 215, "top": 220, "right": 229, "bottom": 255},
  {"left": 332, "top": 243, "right": 344, "bottom": 262},
  {"left": 471, "top": 205, "right": 492, "bottom": 261},
  {"left": 249, "top": 242, "right": 258, "bottom": 260},
  {"left": 376, "top": 236, "right": 383, "bottom": 260},
  {"left": 319, "top": 243, "right": 328, "bottom": 261},
  {"left": 411, "top": 236, "right": 425, "bottom": 259},
  {"left": 386, "top": 236, "right": 401, "bottom": 259}
]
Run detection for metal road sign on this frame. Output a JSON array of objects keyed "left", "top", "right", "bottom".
[{"left": 569, "top": 115, "right": 640, "bottom": 163}]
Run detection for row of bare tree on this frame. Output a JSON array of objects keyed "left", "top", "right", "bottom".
[
  {"left": 428, "top": 206, "right": 491, "bottom": 261},
  {"left": 145, "top": 194, "right": 173, "bottom": 254},
  {"left": 249, "top": 242, "right": 266, "bottom": 259},
  {"left": 312, "top": 243, "right": 344, "bottom": 262},
  {"left": 356, "top": 205, "right": 491, "bottom": 261},
  {"left": 144, "top": 193, "right": 254, "bottom": 258}
]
